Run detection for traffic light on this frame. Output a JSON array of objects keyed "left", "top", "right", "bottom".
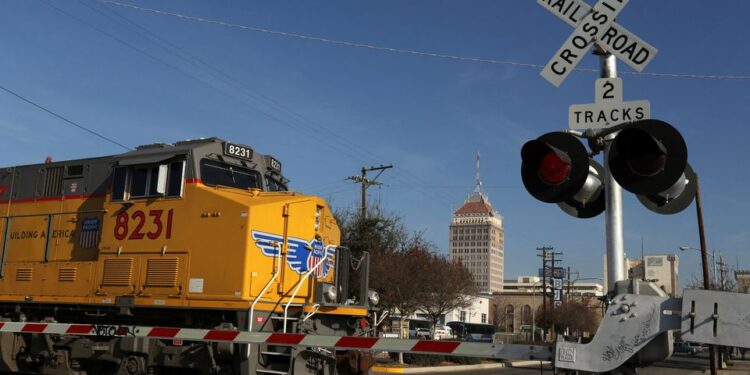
[
  {"left": 608, "top": 119, "right": 696, "bottom": 214},
  {"left": 521, "top": 132, "right": 605, "bottom": 218}
]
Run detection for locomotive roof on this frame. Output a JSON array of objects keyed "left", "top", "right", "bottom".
[
  {"left": 7, "top": 137, "right": 259, "bottom": 168},
  {"left": 0, "top": 137, "right": 286, "bottom": 203}
]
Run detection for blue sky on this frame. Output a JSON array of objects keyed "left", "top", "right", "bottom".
[{"left": 1, "top": 1, "right": 748, "bottom": 286}]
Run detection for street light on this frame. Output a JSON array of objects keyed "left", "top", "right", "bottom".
[
  {"left": 680, "top": 245, "right": 719, "bottom": 289},
  {"left": 530, "top": 281, "right": 549, "bottom": 342}
]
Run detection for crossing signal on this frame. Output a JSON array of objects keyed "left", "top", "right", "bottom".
[
  {"left": 608, "top": 119, "right": 696, "bottom": 214},
  {"left": 521, "top": 132, "right": 605, "bottom": 218}
]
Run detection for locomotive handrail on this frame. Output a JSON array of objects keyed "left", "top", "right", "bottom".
[
  {"left": 248, "top": 240, "right": 282, "bottom": 335},
  {"left": 283, "top": 253, "right": 328, "bottom": 333}
]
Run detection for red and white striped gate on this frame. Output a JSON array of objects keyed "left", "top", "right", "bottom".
[{"left": 0, "top": 321, "right": 553, "bottom": 360}]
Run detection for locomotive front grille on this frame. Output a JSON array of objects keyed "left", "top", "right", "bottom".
[
  {"left": 58, "top": 268, "right": 77, "bottom": 282},
  {"left": 145, "top": 258, "right": 179, "bottom": 288},
  {"left": 15, "top": 268, "right": 33, "bottom": 282},
  {"left": 102, "top": 258, "right": 134, "bottom": 286}
]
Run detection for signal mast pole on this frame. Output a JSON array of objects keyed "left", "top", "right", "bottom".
[{"left": 596, "top": 46, "right": 626, "bottom": 291}]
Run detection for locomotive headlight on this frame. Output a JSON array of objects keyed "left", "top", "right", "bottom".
[
  {"left": 315, "top": 206, "right": 322, "bottom": 232},
  {"left": 321, "top": 283, "right": 337, "bottom": 303},
  {"left": 367, "top": 289, "right": 380, "bottom": 307}
]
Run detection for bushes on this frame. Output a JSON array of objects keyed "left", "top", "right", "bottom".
[
  {"left": 447, "top": 356, "right": 481, "bottom": 365},
  {"left": 401, "top": 354, "right": 481, "bottom": 366},
  {"left": 402, "top": 354, "right": 445, "bottom": 366}
]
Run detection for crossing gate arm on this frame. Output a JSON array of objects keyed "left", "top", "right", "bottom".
[{"left": 0, "top": 322, "right": 552, "bottom": 360}]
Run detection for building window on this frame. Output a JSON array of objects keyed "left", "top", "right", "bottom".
[
  {"left": 481, "top": 313, "right": 487, "bottom": 324},
  {"left": 505, "top": 305, "right": 514, "bottom": 333},
  {"left": 522, "top": 305, "right": 532, "bottom": 326},
  {"left": 460, "top": 311, "right": 467, "bottom": 322}
]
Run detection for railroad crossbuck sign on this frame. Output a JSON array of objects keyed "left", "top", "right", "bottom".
[
  {"left": 538, "top": 0, "right": 658, "bottom": 87},
  {"left": 568, "top": 78, "right": 650, "bottom": 129}
]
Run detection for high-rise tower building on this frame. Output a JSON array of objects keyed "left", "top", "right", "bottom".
[{"left": 449, "top": 153, "right": 505, "bottom": 294}]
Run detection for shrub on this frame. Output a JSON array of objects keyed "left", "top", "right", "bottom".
[
  {"left": 448, "top": 356, "right": 481, "bottom": 365},
  {"left": 403, "top": 353, "right": 445, "bottom": 366}
]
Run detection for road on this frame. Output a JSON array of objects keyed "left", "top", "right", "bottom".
[{"left": 372, "top": 354, "right": 750, "bottom": 374}]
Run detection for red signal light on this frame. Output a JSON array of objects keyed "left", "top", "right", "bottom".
[{"left": 538, "top": 151, "right": 571, "bottom": 185}]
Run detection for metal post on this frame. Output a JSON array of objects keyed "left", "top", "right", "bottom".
[
  {"left": 694, "top": 173, "right": 718, "bottom": 375},
  {"left": 598, "top": 50, "right": 626, "bottom": 291}
]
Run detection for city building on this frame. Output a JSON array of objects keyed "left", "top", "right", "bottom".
[
  {"left": 736, "top": 270, "right": 750, "bottom": 294},
  {"left": 449, "top": 153, "right": 505, "bottom": 294},
  {"left": 492, "top": 276, "right": 604, "bottom": 335},
  {"left": 604, "top": 254, "right": 679, "bottom": 297},
  {"left": 385, "top": 294, "right": 491, "bottom": 338},
  {"left": 441, "top": 295, "right": 492, "bottom": 325}
]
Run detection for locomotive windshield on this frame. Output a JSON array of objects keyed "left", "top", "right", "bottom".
[
  {"left": 200, "top": 159, "right": 262, "bottom": 190},
  {"left": 266, "top": 177, "right": 287, "bottom": 192}
]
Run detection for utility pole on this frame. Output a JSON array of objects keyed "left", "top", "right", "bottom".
[
  {"left": 567, "top": 266, "right": 572, "bottom": 303},
  {"left": 694, "top": 173, "right": 718, "bottom": 375},
  {"left": 536, "top": 247, "right": 552, "bottom": 340},
  {"left": 347, "top": 164, "right": 392, "bottom": 221},
  {"left": 550, "top": 251, "right": 563, "bottom": 340},
  {"left": 718, "top": 255, "right": 728, "bottom": 291}
]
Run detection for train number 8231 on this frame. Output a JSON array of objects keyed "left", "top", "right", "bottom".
[{"left": 114, "top": 209, "right": 174, "bottom": 240}]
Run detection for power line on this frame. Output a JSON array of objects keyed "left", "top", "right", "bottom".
[
  {"left": 0, "top": 83, "right": 131, "bottom": 150},
  {"left": 99, "top": 0, "right": 750, "bottom": 81},
  {"left": 83, "top": 0, "right": 460, "bottom": 209}
]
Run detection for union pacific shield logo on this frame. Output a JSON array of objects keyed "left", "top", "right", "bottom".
[{"left": 251, "top": 231, "right": 335, "bottom": 278}]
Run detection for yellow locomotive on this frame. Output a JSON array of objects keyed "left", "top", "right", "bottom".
[{"left": 0, "top": 138, "right": 375, "bottom": 374}]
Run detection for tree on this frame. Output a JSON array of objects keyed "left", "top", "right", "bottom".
[
  {"left": 536, "top": 300, "right": 599, "bottom": 336},
  {"left": 419, "top": 254, "right": 477, "bottom": 337},
  {"left": 334, "top": 207, "right": 411, "bottom": 303}
]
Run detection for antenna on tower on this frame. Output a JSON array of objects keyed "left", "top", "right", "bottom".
[{"left": 474, "top": 151, "right": 482, "bottom": 194}]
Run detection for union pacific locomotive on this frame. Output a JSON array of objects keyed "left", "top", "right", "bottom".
[{"left": 0, "top": 138, "right": 375, "bottom": 374}]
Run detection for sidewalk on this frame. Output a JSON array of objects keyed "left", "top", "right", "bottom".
[
  {"left": 720, "top": 358, "right": 750, "bottom": 373},
  {"left": 370, "top": 362, "right": 505, "bottom": 374}
]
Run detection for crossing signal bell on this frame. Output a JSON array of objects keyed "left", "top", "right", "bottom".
[
  {"left": 608, "top": 119, "right": 696, "bottom": 214},
  {"left": 521, "top": 132, "right": 605, "bottom": 218}
]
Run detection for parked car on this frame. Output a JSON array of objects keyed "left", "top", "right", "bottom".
[
  {"left": 687, "top": 342, "right": 706, "bottom": 353},
  {"left": 433, "top": 327, "right": 450, "bottom": 340},
  {"left": 414, "top": 328, "right": 431, "bottom": 339},
  {"left": 674, "top": 342, "right": 699, "bottom": 355}
]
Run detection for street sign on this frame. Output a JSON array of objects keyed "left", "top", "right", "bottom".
[
  {"left": 541, "top": 0, "right": 630, "bottom": 87},
  {"left": 538, "top": 267, "right": 567, "bottom": 279},
  {"left": 538, "top": 0, "right": 657, "bottom": 74},
  {"left": 568, "top": 78, "right": 650, "bottom": 129},
  {"left": 554, "top": 278, "right": 563, "bottom": 290},
  {"left": 553, "top": 289, "right": 563, "bottom": 301}
]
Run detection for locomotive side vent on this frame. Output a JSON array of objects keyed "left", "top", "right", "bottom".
[
  {"left": 15, "top": 268, "right": 33, "bottom": 282},
  {"left": 145, "top": 258, "right": 179, "bottom": 288},
  {"left": 102, "top": 258, "right": 134, "bottom": 286},
  {"left": 58, "top": 267, "right": 77, "bottom": 282},
  {"left": 42, "top": 166, "right": 64, "bottom": 197}
]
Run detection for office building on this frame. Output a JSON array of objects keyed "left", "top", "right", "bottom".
[{"left": 449, "top": 153, "right": 504, "bottom": 294}]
